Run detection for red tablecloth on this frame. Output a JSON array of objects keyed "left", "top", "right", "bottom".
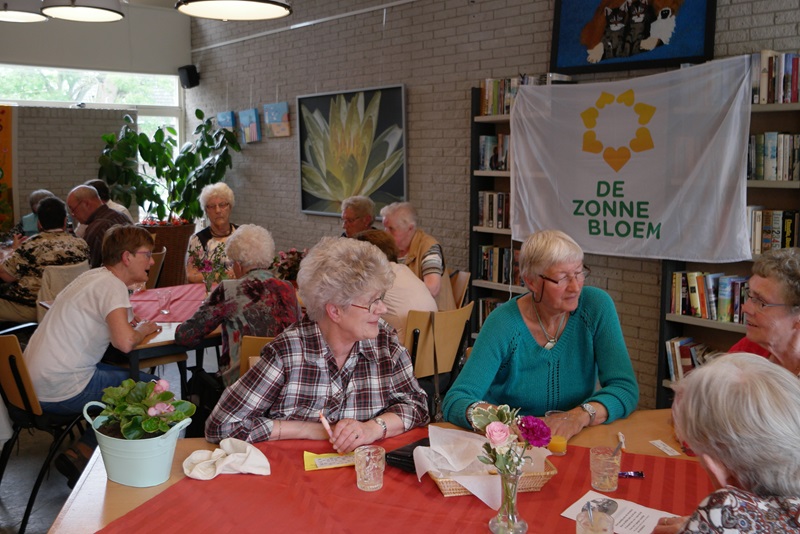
[
  {"left": 99, "top": 428, "right": 714, "bottom": 533},
  {"left": 130, "top": 283, "right": 207, "bottom": 322}
]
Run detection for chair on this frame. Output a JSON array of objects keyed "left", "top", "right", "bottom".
[
  {"left": 145, "top": 245, "right": 167, "bottom": 289},
  {"left": 403, "top": 302, "right": 474, "bottom": 421},
  {"left": 239, "top": 336, "right": 274, "bottom": 376},
  {"left": 449, "top": 270, "right": 471, "bottom": 308},
  {"left": 0, "top": 334, "right": 85, "bottom": 534},
  {"left": 36, "top": 260, "right": 90, "bottom": 322}
]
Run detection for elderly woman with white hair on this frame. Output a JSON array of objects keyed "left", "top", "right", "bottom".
[
  {"left": 653, "top": 353, "right": 800, "bottom": 534},
  {"left": 443, "top": 229, "right": 639, "bottom": 439},
  {"left": 176, "top": 224, "right": 301, "bottom": 386},
  {"left": 205, "top": 236, "right": 429, "bottom": 452},
  {"left": 186, "top": 182, "right": 238, "bottom": 284}
]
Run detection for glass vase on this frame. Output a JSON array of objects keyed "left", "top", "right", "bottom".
[
  {"left": 203, "top": 276, "right": 213, "bottom": 295},
  {"left": 489, "top": 471, "right": 528, "bottom": 534}
]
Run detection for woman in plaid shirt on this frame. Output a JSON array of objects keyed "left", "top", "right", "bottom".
[{"left": 206, "top": 237, "right": 429, "bottom": 453}]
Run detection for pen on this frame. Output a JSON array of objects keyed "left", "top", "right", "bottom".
[
  {"left": 617, "top": 431, "right": 626, "bottom": 452},
  {"left": 619, "top": 471, "right": 644, "bottom": 478},
  {"left": 319, "top": 410, "right": 334, "bottom": 440}
]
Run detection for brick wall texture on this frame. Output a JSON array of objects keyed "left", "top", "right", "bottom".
[{"left": 14, "top": 0, "right": 800, "bottom": 409}]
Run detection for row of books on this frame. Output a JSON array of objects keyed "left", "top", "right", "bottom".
[
  {"left": 478, "top": 245, "right": 522, "bottom": 286},
  {"left": 747, "top": 132, "right": 800, "bottom": 181},
  {"left": 478, "top": 73, "right": 574, "bottom": 116},
  {"left": 751, "top": 50, "right": 800, "bottom": 105},
  {"left": 477, "top": 191, "right": 511, "bottom": 230},
  {"left": 664, "top": 336, "right": 724, "bottom": 383},
  {"left": 749, "top": 208, "right": 799, "bottom": 254},
  {"left": 671, "top": 271, "right": 749, "bottom": 324},
  {"left": 478, "top": 134, "right": 510, "bottom": 171},
  {"left": 477, "top": 297, "right": 504, "bottom": 328}
]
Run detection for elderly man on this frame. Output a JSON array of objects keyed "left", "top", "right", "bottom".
[
  {"left": 0, "top": 189, "right": 55, "bottom": 244},
  {"left": 0, "top": 197, "right": 89, "bottom": 322},
  {"left": 340, "top": 195, "right": 375, "bottom": 238},
  {"left": 67, "top": 184, "right": 131, "bottom": 268},
  {"left": 74, "top": 179, "right": 133, "bottom": 238},
  {"left": 380, "top": 202, "right": 456, "bottom": 311}
]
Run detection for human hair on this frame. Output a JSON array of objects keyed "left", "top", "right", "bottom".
[
  {"left": 342, "top": 196, "right": 375, "bottom": 221},
  {"left": 518, "top": 229, "right": 584, "bottom": 281},
  {"left": 101, "top": 225, "right": 155, "bottom": 267},
  {"left": 84, "top": 179, "right": 111, "bottom": 202},
  {"left": 69, "top": 184, "right": 101, "bottom": 203},
  {"left": 752, "top": 247, "right": 800, "bottom": 308},
  {"left": 36, "top": 197, "right": 67, "bottom": 230},
  {"left": 225, "top": 224, "right": 275, "bottom": 269},
  {"left": 379, "top": 202, "right": 417, "bottom": 230},
  {"left": 297, "top": 236, "right": 395, "bottom": 322},
  {"left": 199, "top": 183, "right": 235, "bottom": 211},
  {"left": 354, "top": 229, "right": 399, "bottom": 262},
  {"left": 673, "top": 352, "right": 800, "bottom": 496},
  {"left": 28, "top": 189, "right": 55, "bottom": 212}
]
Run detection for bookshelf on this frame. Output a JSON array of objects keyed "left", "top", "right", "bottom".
[
  {"left": 656, "top": 102, "right": 800, "bottom": 408},
  {"left": 469, "top": 87, "right": 526, "bottom": 336}
]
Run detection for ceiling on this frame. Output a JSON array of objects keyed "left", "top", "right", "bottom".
[{"left": 128, "top": 0, "right": 176, "bottom": 10}]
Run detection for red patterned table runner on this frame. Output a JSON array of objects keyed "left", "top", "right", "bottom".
[
  {"left": 99, "top": 428, "right": 713, "bottom": 533},
  {"left": 130, "top": 283, "right": 207, "bottom": 322}
]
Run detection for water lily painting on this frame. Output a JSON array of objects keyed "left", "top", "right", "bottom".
[{"left": 298, "top": 85, "right": 406, "bottom": 216}]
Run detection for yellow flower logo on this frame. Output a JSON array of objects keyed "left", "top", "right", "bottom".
[{"left": 581, "top": 89, "right": 656, "bottom": 172}]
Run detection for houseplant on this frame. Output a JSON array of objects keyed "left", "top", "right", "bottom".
[
  {"left": 83, "top": 379, "right": 196, "bottom": 487},
  {"left": 98, "top": 109, "right": 241, "bottom": 286}
]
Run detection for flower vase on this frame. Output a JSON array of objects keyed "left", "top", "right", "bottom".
[
  {"left": 203, "top": 276, "right": 213, "bottom": 295},
  {"left": 489, "top": 471, "right": 528, "bottom": 534}
]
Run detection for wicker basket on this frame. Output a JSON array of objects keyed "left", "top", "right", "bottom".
[{"left": 429, "top": 459, "right": 558, "bottom": 498}]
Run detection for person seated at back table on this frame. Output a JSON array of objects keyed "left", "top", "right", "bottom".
[
  {"left": 0, "top": 189, "right": 55, "bottom": 245},
  {"left": 341, "top": 195, "right": 375, "bottom": 238},
  {"left": 67, "top": 184, "right": 131, "bottom": 268},
  {"left": 354, "top": 229, "right": 437, "bottom": 341},
  {"left": 176, "top": 224, "right": 302, "bottom": 387},
  {"left": 186, "top": 183, "right": 238, "bottom": 285},
  {"left": 205, "top": 236, "right": 429, "bottom": 453},
  {"left": 728, "top": 247, "right": 800, "bottom": 376},
  {"left": 0, "top": 197, "right": 89, "bottom": 322},
  {"left": 442, "top": 229, "right": 639, "bottom": 439},
  {"left": 652, "top": 353, "right": 800, "bottom": 534},
  {"left": 74, "top": 179, "right": 133, "bottom": 238},
  {"left": 380, "top": 201, "right": 456, "bottom": 311},
  {"left": 23, "top": 224, "right": 161, "bottom": 487}
]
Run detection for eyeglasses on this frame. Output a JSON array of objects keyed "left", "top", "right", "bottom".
[
  {"left": 539, "top": 267, "right": 591, "bottom": 288},
  {"left": 67, "top": 200, "right": 83, "bottom": 214},
  {"left": 206, "top": 202, "right": 230, "bottom": 211},
  {"left": 744, "top": 289, "right": 792, "bottom": 311},
  {"left": 350, "top": 293, "right": 386, "bottom": 314},
  {"left": 131, "top": 250, "right": 153, "bottom": 259},
  {"left": 341, "top": 216, "right": 360, "bottom": 224}
]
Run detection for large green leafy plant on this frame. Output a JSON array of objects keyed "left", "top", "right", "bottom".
[
  {"left": 98, "top": 379, "right": 195, "bottom": 440},
  {"left": 98, "top": 109, "right": 241, "bottom": 223}
]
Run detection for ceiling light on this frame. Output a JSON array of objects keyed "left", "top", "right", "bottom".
[
  {"left": 0, "top": 0, "right": 48, "bottom": 22},
  {"left": 175, "top": 0, "right": 290, "bottom": 21},
  {"left": 41, "top": 0, "right": 123, "bottom": 22}
]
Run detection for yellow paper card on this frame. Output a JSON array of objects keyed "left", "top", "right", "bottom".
[{"left": 303, "top": 451, "right": 355, "bottom": 471}]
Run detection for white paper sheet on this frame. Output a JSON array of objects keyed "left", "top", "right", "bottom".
[{"left": 562, "top": 490, "right": 680, "bottom": 534}]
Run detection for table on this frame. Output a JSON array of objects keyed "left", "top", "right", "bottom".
[{"left": 49, "top": 409, "right": 714, "bottom": 533}]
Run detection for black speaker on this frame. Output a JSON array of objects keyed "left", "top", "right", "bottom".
[{"left": 178, "top": 65, "right": 200, "bottom": 89}]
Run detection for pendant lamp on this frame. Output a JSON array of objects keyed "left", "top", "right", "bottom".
[
  {"left": 0, "top": 0, "right": 48, "bottom": 22},
  {"left": 41, "top": 0, "right": 123, "bottom": 22},
  {"left": 175, "top": 0, "right": 290, "bottom": 21}
]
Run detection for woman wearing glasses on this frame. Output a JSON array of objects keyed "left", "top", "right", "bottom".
[
  {"left": 728, "top": 248, "right": 800, "bottom": 377},
  {"left": 185, "top": 183, "right": 238, "bottom": 284},
  {"left": 443, "top": 229, "right": 639, "bottom": 440},
  {"left": 206, "top": 237, "right": 429, "bottom": 452}
]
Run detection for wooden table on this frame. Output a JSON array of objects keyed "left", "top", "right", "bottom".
[{"left": 49, "top": 409, "right": 708, "bottom": 533}]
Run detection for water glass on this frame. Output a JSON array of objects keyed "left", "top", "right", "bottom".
[
  {"left": 157, "top": 290, "right": 172, "bottom": 315},
  {"left": 589, "top": 446, "right": 621, "bottom": 492},
  {"left": 575, "top": 510, "right": 614, "bottom": 534},
  {"left": 354, "top": 445, "right": 385, "bottom": 491}
]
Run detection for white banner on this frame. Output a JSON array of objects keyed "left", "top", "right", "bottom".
[{"left": 511, "top": 56, "right": 752, "bottom": 262}]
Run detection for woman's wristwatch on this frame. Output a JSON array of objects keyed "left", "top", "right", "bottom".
[
  {"left": 373, "top": 417, "right": 387, "bottom": 440},
  {"left": 581, "top": 403, "right": 596, "bottom": 426},
  {"left": 465, "top": 400, "right": 485, "bottom": 430}
]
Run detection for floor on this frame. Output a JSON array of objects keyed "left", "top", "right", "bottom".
[{"left": 0, "top": 348, "right": 217, "bottom": 534}]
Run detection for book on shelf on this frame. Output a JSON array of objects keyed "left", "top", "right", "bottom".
[
  {"left": 783, "top": 210, "right": 798, "bottom": 248},
  {"left": 759, "top": 49, "right": 778, "bottom": 105},
  {"left": 760, "top": 209, "right": 773, "bottom": 253},
  {"left": 704, "top": 273, "right": 724, "bottom": 322},
  {"left": 678, "top": 340, "right": 700, "bottom": 378},
  {"left": 479, "top": 136, "right": 498, "bottom": 171},
  {"left": 750, "top": 52, "right": 761, "bottom": 104},
  {"left": 731, "top": 278, "right": 749, "bottom": 324},
  {"left": 696, "top": 274, "right": 709, "bottom": 319},
  {"left": 477, "top": 297, "right": 503, "bottom": 328},
  {"left": 754, "top": 49, "right": 800, "bottom": 104},
  {"left": 670, "top": 337, "right": 694, "bottom": 381},
  {"left": 686, "top": 272, "right": 702, "bottom": 318}
]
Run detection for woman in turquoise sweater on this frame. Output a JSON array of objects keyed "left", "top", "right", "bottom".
[{"left": 443, "top": 230, "right": 639, "bottom": 440}]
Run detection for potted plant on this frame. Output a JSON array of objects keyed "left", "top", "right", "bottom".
[
  {"left": 98, "top": 109, "right": 242, "bottom": 286},
  {"left": 83, "top": 378, "right": 196, "bottom": 487}
]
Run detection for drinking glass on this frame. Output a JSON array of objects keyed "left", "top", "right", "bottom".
[
  {"left": 575, "top": 510, "right": 614, "bottom": 534},
  {"left": 589, "top": 446, "right": 621, "bottom": 492},
  {"left": 354, "top": 445, "right": 385, "bottom": 491}
]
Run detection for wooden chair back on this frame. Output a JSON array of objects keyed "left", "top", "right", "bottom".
[
  {"left": 404, "top": 301, "right": 474, "bottom": 378},
  {"left": 146, "top": 245, "right": 167, "bottom": 289},
  {"left": 240, "top": 336, "right": 274, "bottom": 376},
  {"left": 449, "top": 270, "right": 471, "bottom": 308},
  {"left": 0, "top": 334, "right": 43, "bottom": 416}
]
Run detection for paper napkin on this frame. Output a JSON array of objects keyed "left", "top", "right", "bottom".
[{"left": 183, "top": 437, "right": 271, "bottom": 480}]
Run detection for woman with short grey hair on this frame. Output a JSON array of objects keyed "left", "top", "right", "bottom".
[
  {"left": 654, "top": 352, "right": 800, "bottom": 533},
  {"left": 186, "top": 182, "right": 238, "bottom": 284},
  {"left": 206, "top": 236, "right": 429, "bottom": 452}
]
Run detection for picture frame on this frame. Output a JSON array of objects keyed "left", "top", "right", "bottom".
[
  {"left": 297, "top": 85, "right": 407, "bottom": 216},
  {"left": 549, "top": 0, "right": 716, "bottom": 75}
]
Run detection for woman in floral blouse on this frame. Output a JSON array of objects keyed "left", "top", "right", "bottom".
[{"left": 176, "top": 224, "right": 301, "bottom": 386}]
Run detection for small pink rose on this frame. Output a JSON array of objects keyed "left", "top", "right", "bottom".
[{"left": 485, "top": 421, "right": 511, "bottom": 447}]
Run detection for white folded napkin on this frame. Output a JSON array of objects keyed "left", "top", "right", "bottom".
[
  {"left": 183, "top": 438, "right": 271, "bottom": 480},
  {"left": 413, "top": 426, "right": 550, "bottom": 510}
]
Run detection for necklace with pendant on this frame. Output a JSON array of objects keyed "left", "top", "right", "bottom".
[{"left": 531, "top": 299, "right": 565, "bottom": 350}]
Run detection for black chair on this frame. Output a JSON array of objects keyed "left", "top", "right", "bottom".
[{"left": 0, "top": 333, "right": 84, "bottom": 534}]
